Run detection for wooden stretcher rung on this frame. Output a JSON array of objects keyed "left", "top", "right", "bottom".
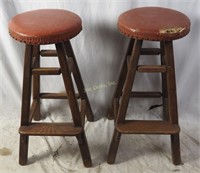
[
  {"left": 19, "top": 123, "right": 82, "bottom": 136},
  {"left": 141, "top": 48, "right": 161, "bottom": 55},
  {"left": 39, "top": 92, "right": 80, "bottom": 99},
  {"left": 130, "top": 91, "right": 162, "bottom": 98},
  {"left": 32, "top": 68, "right": 61, "bottom": 75},
  {"left": 116, "top": 120, "right": 180, "bottom": 134},
  {"left": 137, "top": 65, "right": 167, "bottom": 73},
  {"left": 40, "top": 50, "right": 57, "bottom": 57}
]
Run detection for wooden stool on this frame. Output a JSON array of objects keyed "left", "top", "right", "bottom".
[
  {"left": 9, "top": 9, "right": 94, "bottom": 167},
  {"left": 107, "top": 7, "right": 190, "bottom": 165}
]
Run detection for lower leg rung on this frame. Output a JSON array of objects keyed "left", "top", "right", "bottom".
[
  {"left": 32, "top": 68, "right": 61, "bottom": 75},
  {"left": 137, "top": 65, "right": 167, "bottom": 73},
  {"left": 141, "top": 48, "right": 161, "bottom": 55},
  {"left": 40, "top": 50, "right": 57, "bottom": 57},
  {"left": 39, "top": 92, "right": 80, "bottom": 99},
  {"left": 130, "top": 91, "right": 162, "bottom": 98}
]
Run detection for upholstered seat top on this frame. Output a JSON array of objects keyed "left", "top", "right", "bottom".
[
  {"left": 118, "top": 7, "right": 190, "bottom": 41},
  {"left": 8, "top": 9, "right": 82, "bottom": 45}
]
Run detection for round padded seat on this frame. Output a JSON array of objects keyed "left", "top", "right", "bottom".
[
  {"left": 118, "top": 7, "right": 190, "bottom": 41},
  {"left": 8, "top": 9, "right": 82, "bottom": 45}
]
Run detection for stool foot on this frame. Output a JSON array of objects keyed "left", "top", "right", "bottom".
[
  {"left": 76, "top": 132, "right": 92, "bottom": 167},
  {"left": 107, "top": 129, "right": 121, "bottom": 164},
  {"left": 19, "top": 135, "right": 29, "bottom": 165},
  {"left": 171, "top": 134, "right": 181, "bottom": 165}
]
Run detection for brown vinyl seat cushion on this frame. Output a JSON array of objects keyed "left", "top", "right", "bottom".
[
  {"left": 8, "top": 9, "right": 82, "bottom": 45},
  {"left": 118, "top": 7, "right": 190, "bottom": 41}
]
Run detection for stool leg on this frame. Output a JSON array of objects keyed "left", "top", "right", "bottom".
[
  {"left": 171, "top": 134, "right": 181, "bottom": 165},
  {"left": 164, "top": 41, "right": 181, "bottom": 165},
  {"left": 116, "top": 39, "right": 143, "bottom": 123},
  {"left": 19, "top": 135, "right": 29, "bottom": 165},
  {"left": 76, "top": 132, "right": 92, "bottom": 167},
  {"left": 64, "top": 41, "right": 94, "bottom": 122},
  {"left": 19, "top": 45, "right": 33, "bottom": 165},
  {"left": 107, "top": 129, "right": 121, "bottom": 164},
  {"left": 32, "top": 45, "right": 41, "bottom": 121},
  {"left": 107, "top": 40, "right": 143, "bottom": 163},
  {"left": 56, "top": 43, "right": 81, "bottom": 126},
  {"left": 56, "top": 43, "right": 92, "bottom": 167},
  {"left": 160, "top": 42, "right": 169, "bottom": 121},
  {"left": 108, "top": 39, "right": 134, "bottom": 120}
]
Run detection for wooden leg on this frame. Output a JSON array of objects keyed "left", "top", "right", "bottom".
[
  {"left": 107, "top": 129, "right": 121, "bottom": 164},
  {"left": 107, "top": 40, "right": 143, "bottom": 163},
  {"left": 108, "top": 39, "right": 135, "bottom": 120},
  {"left": 160, "top": 41, "right": 169, "bottom": 121},
  {"left": 32, "top": 45, "right": 41, "bottom": 121},
  {"left": 164, "top": 41, "right": 181, "bottom": 165},
  {"left": 56, "top": 43, "right": 92, "bottom": 167},
  {"left": 64, "top": 41, "right": 94, "bottom": 122},
  {"left": 76, "top": 132, "right": 92, "bottom": 167},
  {"left": 56, "top": 43, "right": 81, "bottom": 126},
  {"left": 113, "top": 98, "right": 119, "bottom": 119},
  {"left": 19, "top": 135, "right": 29, "bottom": 165},
  {"left": 171, "top": 134, "right": 181, "bottom": 165},
  {"left": 19, "top": 45, "right": 33, "bottom": 165},
  {"left": 116, "top": 39, "right": 143, "bottom": 123}
]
